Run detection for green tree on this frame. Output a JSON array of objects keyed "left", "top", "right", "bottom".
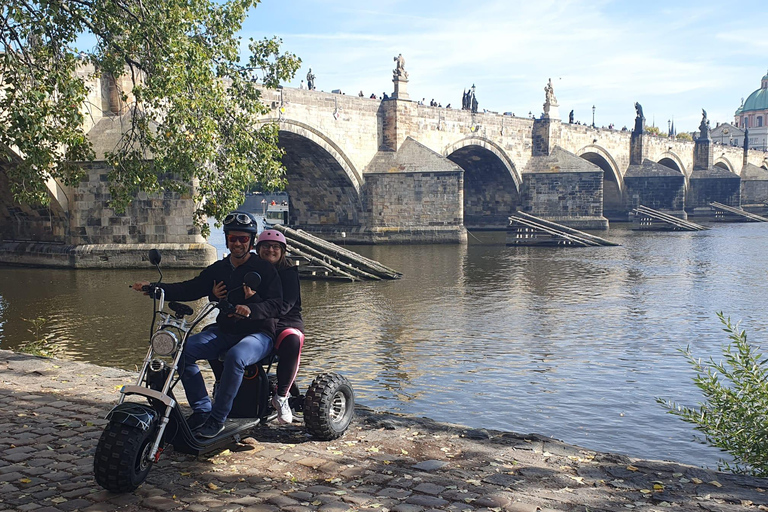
[
  {"left": 645, "top": 125, "right": 661, "bottom": 136},
  {"left": 657, "top": 313, "right": 768, "bottom": 476},
  {"left": 1, "top": 0, "right": 300, "bottom": 233},
  {"left": 676, "top": 132, "right": 693, "bottom": 142}
]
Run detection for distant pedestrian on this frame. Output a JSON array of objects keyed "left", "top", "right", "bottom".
[{"left": 299, "top": 80, "right": 306, "bottom": 90}]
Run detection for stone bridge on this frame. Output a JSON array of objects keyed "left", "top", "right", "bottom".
[
  {"left": 3, "top": 78, "right": 768, "bottom": 267},
  {"left": 258, "top": 87, "right": 768, "bottom": 241}
]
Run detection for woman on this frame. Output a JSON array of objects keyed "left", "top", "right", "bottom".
[{"left": 251, "top": 229, "right": 303, "bottom": 424}]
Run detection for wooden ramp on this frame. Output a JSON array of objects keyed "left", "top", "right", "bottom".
[
  {"left": 632, "top": 205, "right": 708, "bottom": 231},
  {"left": 507, "top": 212, "right": 619, "bottom": 247},
  {"left": 271, "top": 224, "right": 402, "bottom": 281},
  {"left": 710, "top": 202, "right": 768, "bottom": 222}
]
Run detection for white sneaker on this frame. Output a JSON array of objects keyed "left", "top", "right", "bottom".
[{"left": 272, "top": 394, "right": 293, "bottom": 424}]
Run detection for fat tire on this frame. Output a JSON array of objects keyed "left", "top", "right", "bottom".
[
  {"left": 304, "top": 372, "right": 354, "bottom": 440},
  {"left": 93, "top": 422, "right": 155, "bottom": 492}
]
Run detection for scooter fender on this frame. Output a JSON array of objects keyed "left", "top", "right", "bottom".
[{"left": 105, "top": 402, "right": 159, "bottom": 432}]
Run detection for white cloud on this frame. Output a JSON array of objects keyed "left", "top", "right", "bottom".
[{"left": 245, "top": 0, "right": 768, "bottom": 131}]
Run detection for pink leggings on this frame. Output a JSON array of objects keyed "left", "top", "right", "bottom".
[{"left": 274, "top": 328, "right": 304, "bottom": 397}]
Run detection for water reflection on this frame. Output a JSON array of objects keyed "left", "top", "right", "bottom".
[{"left": 1, "top": 223, "right": 767, "bottom": 467}]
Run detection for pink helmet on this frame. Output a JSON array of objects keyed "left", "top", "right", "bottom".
[{"left": 256, "top": 229, "right": 287, "bottom": 248}]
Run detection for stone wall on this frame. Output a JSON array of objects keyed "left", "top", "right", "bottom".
[
  {"left": 362, "top": 170, "right": 466, "bottom": 243},
  {"left": 742, "top": 180, "right": 768, "bottom": 205},
  {"left": 520, "top": 171, "right": 605, "bottom": 228},
  {"left": 687, "top": 173, "right": 741, "bottom": 211},
  {"left": 624, "top": 176, "right": 686, "bottom": 212},
  {"left": 0, "top": 160, "right": 216, "bottom": 268},
  {"left": 0, "top": 157, "right": 69, "bottom": 243},
  {"left": 69, "top": 163, "right": 205, "bottom": 245}
]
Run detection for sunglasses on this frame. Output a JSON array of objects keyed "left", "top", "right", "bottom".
[
  {"left": 223, "top": 213, "right": 255, "bottom": 226},
  {"left": 227, "top": 235, "right": 251, "bottom": 244},
  {"left": 259, "top": 243, "right": 283, "bottom": 251}
]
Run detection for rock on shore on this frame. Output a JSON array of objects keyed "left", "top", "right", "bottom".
[{"left": 1, "top": 349, "right": 766, "bottom": 511}]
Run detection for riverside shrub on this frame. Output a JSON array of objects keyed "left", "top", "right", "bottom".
[{"left": 657, "top": 312, "right": 768, "bottom": 476}]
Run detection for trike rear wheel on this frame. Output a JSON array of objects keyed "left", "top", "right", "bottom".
[{"left": 304, "top": 372, "right": 354, "bottom": 440}]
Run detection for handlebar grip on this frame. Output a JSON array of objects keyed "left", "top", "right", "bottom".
[
  {"left": 140, "top": 284, "right": 161, "bottom": 298},
  {"left": 217, "top": 300, "right": 247, "bottom": 317}
]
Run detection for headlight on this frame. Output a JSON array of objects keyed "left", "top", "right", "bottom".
[
  {"left": 150, "top": 330, "right": 178, "bottom": 356},
  {"left": 149, "top": 359, "right": 165, "bottom": 373}
]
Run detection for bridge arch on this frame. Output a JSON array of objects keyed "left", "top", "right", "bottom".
[
  {"left": 577, "top": 145, "right": 624, "bottom": 218},
  {"left": 713, "top": 157, "right": 735, "bottom": 174},
  {"left": 657, "top": 152, "right": 687, "bottom": 176},
  {"left": 262, "top": 118, "right": 365, "bottom": 229},
  {"left": 443, "top": 137, "right": 522, "bottom": 189},
  {"left": 265, "top": 118, "right": 363, "bottom": 193},
  {"left": 443, "top": 137, "right": 521, "bottom": 229}
]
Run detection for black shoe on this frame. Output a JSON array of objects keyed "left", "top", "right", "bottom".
[
  {"left": 196, "top": 417, "right": 225, "bottom": 438},
  {"left": 186, "top": 411, "right": 210, "bottom": 431}
]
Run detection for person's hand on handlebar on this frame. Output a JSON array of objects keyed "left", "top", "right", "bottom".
[
  {"left": 131, "top": 281, "right": 152, "bottom": 294},
  {"left": 230, "top": 304, "right": 251, "bottom": 319},
  {"left": 243, "top": 284, "right": 256, "bottom": 300}
]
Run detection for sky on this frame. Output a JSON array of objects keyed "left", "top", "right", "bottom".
[{"left": 242, "top": 0, "right": 768, "bottom": 133}]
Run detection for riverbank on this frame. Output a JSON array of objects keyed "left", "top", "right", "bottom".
[{"left": 1, "top": 349, "right": 766, "bottom": 512}]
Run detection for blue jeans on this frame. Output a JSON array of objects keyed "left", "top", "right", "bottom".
[{"left": 180, "top": 326, "right": 273, "bottom": 423}]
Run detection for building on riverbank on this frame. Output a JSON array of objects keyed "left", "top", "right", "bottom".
[{"left": 734, "top": 70, "right": 768, "bottom": 150}]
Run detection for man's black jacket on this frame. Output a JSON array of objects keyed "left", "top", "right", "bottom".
[{"left": 158, "top": 253, "right": 282, "bottom": 339}]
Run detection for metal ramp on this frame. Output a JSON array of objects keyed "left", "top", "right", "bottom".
[
  {"left": 710, "top": 202, "right": 768, "bottom": 222},
  {"left": 632, "top": 205, "right": 708, "bottom": 231},
  {"left": 506, "top": 212, "right": 619, "bottom": 247},
  {"left": 271, "top": 224, "right": 402, "bottom": 281}
]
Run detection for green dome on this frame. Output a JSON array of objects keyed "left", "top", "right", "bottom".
[{"left": 741, "top": 87, "right": 768, "bottom": 113}]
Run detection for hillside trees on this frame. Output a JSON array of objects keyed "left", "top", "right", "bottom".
[{"left": 1, "top": 0, "right": 300, "bottom": 232}]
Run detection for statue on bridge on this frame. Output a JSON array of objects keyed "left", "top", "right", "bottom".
[
  {"left": 569, "top": 110, "right": 574, "bottom": 124},
  {"left": 462, "top": 85, "right": 478, "bottom": 113},
  {"left": 542, "top": 78, "right": 558, "bottom": 118},
  {"left": 306, "top": 68, "right": 316, "bottom": 90},
  {"left": 699, "top": 109, "right": 711, "bottom": 140},
  {"left": 393, "top": 53, "right": 408, "bottom": 81},
  {"left": 633, "top": 102, "right": 646, "bottom": 134},
  {"left": 544, "top": 79, "right": 557, "bottom": 105}
]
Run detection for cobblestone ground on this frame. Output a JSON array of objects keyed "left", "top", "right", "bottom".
[{"left": 2, "top": 349, "right": 768, "bottom": 512}]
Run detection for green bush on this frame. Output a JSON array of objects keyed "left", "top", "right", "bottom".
[
  {"left": 657, "top": 313, "right": 768, "bottom": 476},
  {"left": 676, "top": 132, "right": 693, "bottom": 141},
  {"left": 16, "top": 317, "right": 60, "bottom": 358}
]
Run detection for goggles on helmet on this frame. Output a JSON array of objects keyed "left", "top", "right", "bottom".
[{"left": 223, "top": 212, "right": 255, "bottom": 226}]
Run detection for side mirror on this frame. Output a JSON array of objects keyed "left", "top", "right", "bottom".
[
  {"left": 148, "top": 249, "right": 162, "bottom": 266},
  {"left": 243, "top": 272, "right": 261, "bottom": 290}
]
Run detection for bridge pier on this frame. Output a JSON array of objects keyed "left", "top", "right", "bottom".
[
  {"left": 0, "top": 119, "right": 217, "bottom": 268},
  {"left": 624, "top": 128, "right": 687, "bottom": 219},
  {"left": 687, "top": 124, "right": 741, "bottom": 216}
]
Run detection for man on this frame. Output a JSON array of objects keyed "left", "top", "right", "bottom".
[{"left": 132, "top": 211, "right": 282, "bottom": 438}]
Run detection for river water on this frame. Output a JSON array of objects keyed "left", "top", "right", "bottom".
[{"left": 2, "top": 222, "right": 767, "bottom": 468}]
